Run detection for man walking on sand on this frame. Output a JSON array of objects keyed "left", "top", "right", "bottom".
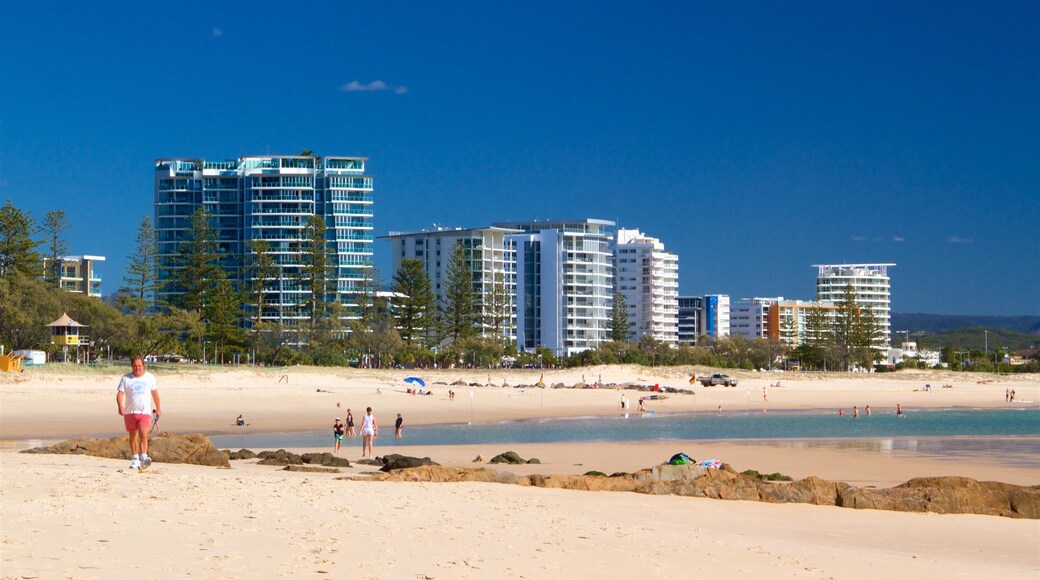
[{"left": 116, "top": 356, "right": 161, "bottom": 470}]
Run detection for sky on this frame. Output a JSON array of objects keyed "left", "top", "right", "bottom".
[{"left": 1, "top": 1, "right": 1037, "bottom": 316}]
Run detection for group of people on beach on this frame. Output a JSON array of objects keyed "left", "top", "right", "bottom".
[
  {"left": 332, "top": 408, "right": 404, "bottom": 456},
  {"left": 1005, "top": 388, "right": 1017, "bottom": 402}
]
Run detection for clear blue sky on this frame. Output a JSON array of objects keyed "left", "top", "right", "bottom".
[{"left": 2, "top": 1, "right": 1037, "bottom": 316}]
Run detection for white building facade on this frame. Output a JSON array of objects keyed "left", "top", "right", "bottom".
[
  {"left": 813, "top": 263, "right": 895, "bottom": 347},
  {"left": 500, "top": 219, "right": 614, "bottom": 357},
  {"left": 702, "top": 294, "right": 730, "bottom": 338},
  {"left": 614, "top": 229, "right": 679, "bottom": 344},
  {"left": 381, "top": 226, "right": 520, "bottom": 341},
  {"left": 730, "top": 296, "right": 783, "bottom": 340}
]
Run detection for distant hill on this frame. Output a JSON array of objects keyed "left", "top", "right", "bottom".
[
  {"left": 891, "top": 313, "right": 1040, "bottom": 335},
  {"left": 911, "top": 326, "right": 1040, "bottom": 353}
]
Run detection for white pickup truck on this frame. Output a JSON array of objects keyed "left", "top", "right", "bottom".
[{"left": 697, "top": 373, "right": 738, "bottom": 387}]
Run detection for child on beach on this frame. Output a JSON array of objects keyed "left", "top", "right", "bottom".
[
  {"left": 346, "top": 409, "right": 355, "bottom": 437},
  {"left": 333, "top": 418, "right": 345, "bottom": 452}
]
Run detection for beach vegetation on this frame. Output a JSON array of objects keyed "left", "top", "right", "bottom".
[
  {"left": 441, "top": 240, "right": 478, "bottom": 343},
  {"left": 42, "top": 210, "right": 71, "bottom": 288},
  {"left": 609, "top": 290, "right": 631, "bottom": 343},
  {"left": 0, "top": 200, "right": 44, "bottom": 278},
  {"left": 392, "top": 258, "right": 440, "bottom": 348},
  {"left": 117, "top": 214, "right": 159, "bottom": 315}
]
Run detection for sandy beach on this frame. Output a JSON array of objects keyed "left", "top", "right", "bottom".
[{"left": 2, "top": 364, "right": 1038, "bottom": 578}]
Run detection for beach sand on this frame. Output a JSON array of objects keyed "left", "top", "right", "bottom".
[{"left": 2, "top": 364, "right": 1038, "bottom": 578}]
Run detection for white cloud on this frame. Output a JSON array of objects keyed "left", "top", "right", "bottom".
[
  {"left": 212, "top": 27, "right": 223, "bottom": 37},
  {"left": 340, "top": 80, "right": 407, "bottom": 94},
  {"left": 851, "top": 235, "right": 882, "bottom": 242},
  {"left": 948, "top": 236, "right": 974, "bottom": 244},
  {"left": 892, "top": 236, "right": 905, "bottom": 242}
]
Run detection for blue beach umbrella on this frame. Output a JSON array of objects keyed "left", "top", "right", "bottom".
[{"left": 404, "top": 376, "right": 426, "bottom": 388}]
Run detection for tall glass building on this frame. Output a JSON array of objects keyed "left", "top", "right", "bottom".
[{"left": 154, "top": 155, "right": 374, "bottom": 326}]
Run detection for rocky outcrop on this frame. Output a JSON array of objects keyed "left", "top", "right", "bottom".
[
  {"left": 254, "top": 450, "right": 351, "bottom": 467},
  {"left": 372, "top": 463, "right": 1040, "bottom": 519},
  {"left": 21, "top": 433, "right": 229, "bottom": 467},
  {"left": 489, "top": 451, "right": 541, "bottom": 464},
  {"left": 377, "top": 454, "right": 439, "bottom": 471},
  {"left": 225, "top": 449, "right": 258, "bottom": 460},
  {"left": 285, "top": 465, "right": 341, "bottom": 474}
]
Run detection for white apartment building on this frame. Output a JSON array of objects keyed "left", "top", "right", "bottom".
[
  {"left": 43, "top": 255, "right": 106, "bottom": 298},
  {"left": 614, "top": 229, "right": 678, "bottom": 344},
  {"left": 813, "top": 263, "right": 895, "bottom": 347},
  {"left": 381, "top": 226, "right": 520, "bottom": 341},
  {"left": 499, "top": 219, "right": 615, "bottom": 357},
  {"left": 730, "top": 297, "right": 783, "bottom": 340}
]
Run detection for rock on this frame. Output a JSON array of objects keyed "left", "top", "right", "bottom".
[
  {"left": 649, "top": 463, "right": 708, "bottom": 482},
  {"left": 526, "top": 458, "right": 541, "bottom": 464},
  {"left": 226, "top": 449, "right": 258, "bottom": 460},
  {"left": 489, "top": 451, "right": 526, "bottom": 464},
  {"left": 256, "top": 449, "right": 303, "bottom": 466},
  {"left": 284, "top": 465, "right": 341, "bottom": 473},
  {"left": 473, "top": 455, "right": 484, "bottom": 463},
  {"left": 379, "top": 455, "right": 440, "bottom": 472},
  {"left": 21, "top": 433, "right": 229, "bottom": 467},
  {"left": 301, "top": 452, "right": 351, "bottom": 468},
  {"left": 355, "top": 458, "right": 383, "bottom": 466}
]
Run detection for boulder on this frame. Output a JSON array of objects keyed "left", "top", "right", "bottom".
[
  {"left": 256, "top": 449, "right": 303, "bottom": 466},
  {"left": 21, "top": 433, "right": 229, "bottom": 467},
  {"left": 225, "top": 449, "right": 258, "bottom": 460},
  {"left": 284, "top": 465, "right": 341, "bottom": 473},
  {"left": 489, "top": 451, "right": 527, "bottom": 464},
  {"left": 378, "top": 454, "right": 440, "bottom": 471},
  {"left": 301, "top": 452, "right": 351, "bottom": 468}
]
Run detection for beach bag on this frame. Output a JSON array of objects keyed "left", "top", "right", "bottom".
[{"left": 668, "top": 452, "right": 693, "bottom": 465}]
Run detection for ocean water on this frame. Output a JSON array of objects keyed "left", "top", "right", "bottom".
[{"left": 211, "top": 407, "right": 1040, "bottom": 457}]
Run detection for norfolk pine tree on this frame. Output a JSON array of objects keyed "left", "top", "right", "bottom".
[
  {"left": 0, "top": 200, "right": 43, "bottom": 277},
  {"left": 43, "top": 210, "right": 71, "bottom": 287},
  {"left": 392, "top": 258, "right": 438, "bottom": 346},
  {"left": 442, "top": 240, "right": 477, "bottom": 342},
  {"left": 119, "top": 214, "right": 159, "bottom": 314},
  {"left": 609, "top": 290, "right": 631, "bottom": 342}
]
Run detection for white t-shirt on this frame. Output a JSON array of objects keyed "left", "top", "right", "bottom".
[{"left": 118, "top": 371, "right": 158, "bottom": 415}]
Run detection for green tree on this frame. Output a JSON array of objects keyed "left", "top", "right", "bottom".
[
  {"left": 609, "top": 290, "right": 631, "bottom": 342},
  {"left": 302, "top": 215, "right": 331, "bottom": 322},
  {"left": 355, "top": 265, "right": 385, "bottom": 326},
  {"left": 168, "top": 207, "right": 221, "bottom": 315},
  {"left": 442, "top": 241, "right": 477, "bottom": 342},
  {"left": 833, "top": 284, "right": 861, "bottom": 371},
  {"left": 118, "top": 214, "right": 158, "bottom": 314},
  {"left": 392, "top": 259, "right": 438, "bottom": 346},
  {"left": 43, "top": 210, "right": 71, "bottom": 287},
  {"left": 483, "top": 271, "right": 510, "bottom": 341},
  {"left": 0, "top": 200, "right": 43, "bottom": 278},
  {"left": 204, "top": 276, "right": 246, "bottom": 363},
  {"left": 243, "top": 238, "right": 278, "bottom": 329},
  {"left": 854, "top": 305, "right": 885, "bottom": 368},
  {"left": 0, "top": 273, "right": 61, "bottom": 350}
]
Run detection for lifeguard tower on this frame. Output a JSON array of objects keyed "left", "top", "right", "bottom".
[{"left": 47, "top": 313, "right": 87, "bottom": 362}]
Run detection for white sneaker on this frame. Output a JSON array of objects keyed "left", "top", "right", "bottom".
[
  {"left": 140, "top": 455, "right": 152, "bottom": 469},
  {"left": 129, "top": 457, "right": 142, "bottom": 469}
]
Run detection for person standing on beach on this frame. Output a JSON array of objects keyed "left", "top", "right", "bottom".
[
  {"left": 346, "top": 409, "right": 355, "bottom": 437},
  {"left": 333, "top": 418, "right": 345, "bottom": 453},
  {"left": 395, "top": 413, "right": 403, "bottom": 438},
  {"left": 763, "top": 386, "right": 768, "bottom": 402},
  {"left": 1006, "top": 388, "right": 1010, "bottom": 402},
  {"left": 360, "top": 407, "right": 378, "bottom": 458},
  {"left": 897, "top": 403, "right": 905, "bottom": 417},
  {"left": 116, "top": 356, "right": 161, "bottom": 470}
]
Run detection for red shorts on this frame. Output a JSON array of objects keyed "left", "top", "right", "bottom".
[{"left": 123, "top": 414, "right": 152, "bottom": 432}]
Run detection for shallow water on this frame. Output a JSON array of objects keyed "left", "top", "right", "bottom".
[{"left": 212, "top": 407, "right": 1040, "bottom": 466}]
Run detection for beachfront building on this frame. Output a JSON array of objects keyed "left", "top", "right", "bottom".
[
  {"left": 154, "top": 155, "right": 374, "bottom": 326},
  {"left": 813, "top": 263, "right": 895, "bottom": 347},
  {"left": 764, "top": 300, "right": 838, "bottom": 345},
  {"left": 498, "top": 219, "right": 615, "bottom": 357},
  {"left": 614, "top": 229, "right": 679, "bottom": 344},
  {"left": 702, "top": 294, "right": 730, "bottom": 339},
  {"left": 730, "top": 296, "right": 783, "bottom": 340},
  {"left": 381, "top": 226, "right": 520, "bottom": 341},
  {"left": 42, "top": 255, "right": 106, "bottom": 298},
  {"left": 677, "top": 296, "right": 703, "bottom": 344}
]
